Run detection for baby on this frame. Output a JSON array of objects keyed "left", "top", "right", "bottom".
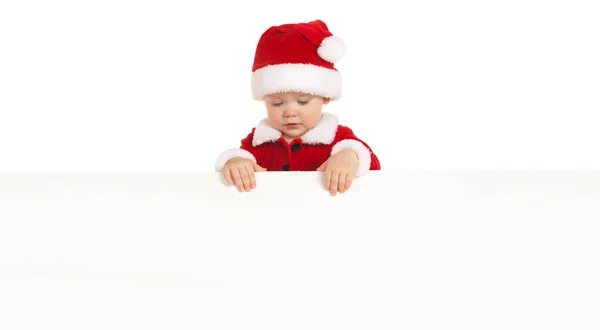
[{"left": 215, "top": 20, "right": 381, "bottom": 196}]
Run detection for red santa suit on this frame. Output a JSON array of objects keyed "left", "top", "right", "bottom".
[
  {"left": 215, "top": 112, "right": 381, "bottom": 177},
  {"left": 216, "top": 20, "right": 381, "bottom": 176}
]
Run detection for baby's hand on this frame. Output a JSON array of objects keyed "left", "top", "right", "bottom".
[
  {"left": 222, "top": 157, "right": 267, "bottom": 192},
  {"left": 316, "top": 149, "right": 359, "bottom": 196}
]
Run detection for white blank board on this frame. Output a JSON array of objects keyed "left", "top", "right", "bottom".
[{"left": 1, "top": 171, "right": 599, "bottom": 329}]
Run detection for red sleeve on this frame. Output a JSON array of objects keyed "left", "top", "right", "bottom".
[
  {"left": 330, "top": 126, "right": 381, "bottom": 175},
  {"left": 239, "top": 129, "right": 257, "bottom": 154}
]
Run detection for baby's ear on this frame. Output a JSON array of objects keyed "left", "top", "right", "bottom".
[{"left": 323, "top": 97, "right": 331, "bottom": 105}]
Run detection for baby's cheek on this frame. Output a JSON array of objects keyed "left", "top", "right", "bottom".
[
  {"left": 268, "top": 117, "right": 283, "bottom": 130},
  {"left": 305, "top": 117, "right": 320, "bottom": 129},
  {"left": 274, "top": 121, "right": 285, "bottom": 131}
]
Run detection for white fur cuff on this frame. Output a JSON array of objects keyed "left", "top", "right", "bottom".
[
  {"left": 215, "top": 148, "right": 256, "bottom": 172},
  {"left": 331, "top": 139, "right": 372, "bottom": 177}
]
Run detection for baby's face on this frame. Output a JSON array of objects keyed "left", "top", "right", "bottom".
[{"left": 263, "top": 92, "right": 329, "bottom": 140}]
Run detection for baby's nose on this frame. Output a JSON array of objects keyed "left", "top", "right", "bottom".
[{"left": 283, "top": 106, "right": 298, "bottom": 116}]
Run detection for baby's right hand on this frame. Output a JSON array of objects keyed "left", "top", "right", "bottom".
[{"left": 222, "top": 157, "right": 267, "bottom": 192}]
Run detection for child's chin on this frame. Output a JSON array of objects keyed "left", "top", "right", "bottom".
[
  {"left": 283, "top": 131, "right": 305, "bottom": 139},
  {"left": 282, "top": 127, "right": 304, "bottom": 134}
]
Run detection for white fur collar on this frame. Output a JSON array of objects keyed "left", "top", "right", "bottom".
[{"left": 252, "top": 112, "right": 339, "bottom": 146}]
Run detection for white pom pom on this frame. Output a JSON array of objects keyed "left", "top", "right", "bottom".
[{"left": 317, "top": 35, "right": 346, "bottom": 63}]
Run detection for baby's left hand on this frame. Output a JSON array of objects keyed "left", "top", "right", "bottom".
[{"left": 316, "top": 149, "right": 359, "bottom": 196}]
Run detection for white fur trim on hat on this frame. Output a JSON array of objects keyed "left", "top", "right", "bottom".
[
  {"left": 251, "top": 63, "right": 342, "bottom": 101},
  {"left": 317, "top": 36, "right": 346, "bottom": 63},
  {"left": 215, "top": 148, "right": 256, "bottom": 171},
  {"left": 331, "top": 139, "right": 372, "bottom": 177}
]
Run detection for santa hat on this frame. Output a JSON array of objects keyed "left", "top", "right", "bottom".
[{"left": 251, "top": 20, "right": 346, "bottom": 101}]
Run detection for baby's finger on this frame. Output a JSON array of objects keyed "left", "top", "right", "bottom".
[
  {"left": 223, "top": 167, "right": 234, "bottom": 185},
  {"left": 330, "top": 170, "right": 340, "bottom": 196},
  {"left": 323, "top": 167, "right": 332, "bottom": 191},
  {"left": 245, "top": 163, "right": 257, "bottom": 189},
  {"left": 238, "top": 166, "right": 252, "bottom": 191},
  {"left": 253, "top": 163, "right": 267, "bottom": 172},
  {"left": 337, "top": 172, "right": 347, "bottom": 193},
  {"left": 345, "top": 172, "right": 355, "bottom": 191},
  {"left": 231, "top": 168, "right": 244, "bottom": 192}
]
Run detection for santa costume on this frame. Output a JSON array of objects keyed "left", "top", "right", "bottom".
[{"left": 215, "top": 19, "right": 381, "bottom": 176}]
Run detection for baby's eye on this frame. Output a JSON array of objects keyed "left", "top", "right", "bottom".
[
  {"left": 272, "top": 102, "right": 283, "bottom": 107},
  {"left": 298, "top": 101, "right": 308, "bottom": 105}
]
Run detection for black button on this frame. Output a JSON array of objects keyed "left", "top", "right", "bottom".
[
  {"left": 291, "top": 143, "right": 301, "bottom": 152},
  {"left": 281, "top": 164, "right": 290, "bottom": 171}
]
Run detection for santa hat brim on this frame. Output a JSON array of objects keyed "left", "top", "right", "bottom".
[{"left": 251, "top": 64, "right": 341, "bottom": 101}]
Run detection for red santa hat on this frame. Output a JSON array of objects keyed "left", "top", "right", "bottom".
[{"left": 251, "top": 20, "right": 346, "bottom": 101}]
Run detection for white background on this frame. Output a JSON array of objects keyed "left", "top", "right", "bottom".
[{"left": 1, "top": 0, "right": 599, "bottom": 172}]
